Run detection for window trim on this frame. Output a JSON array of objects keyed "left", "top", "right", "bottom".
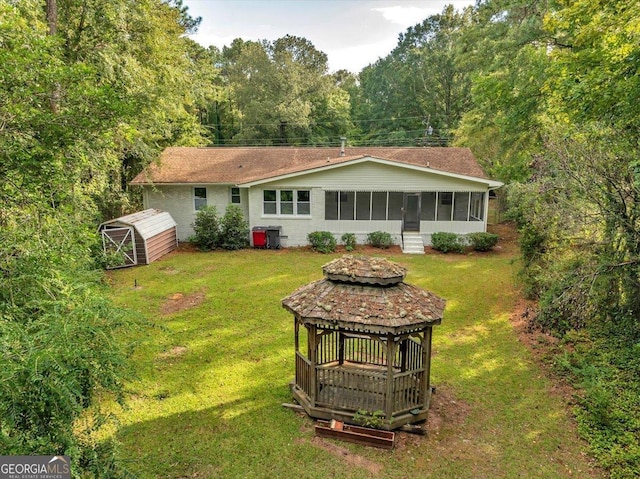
[
  {"left": 230, "top": 187, "right": 241, "bottom": 204},
  {"left": 262, "top": 188, "right": 311, "bottom": 217},
  {"left": 194, "top": 187, "right": 207, "bottom": 211}
]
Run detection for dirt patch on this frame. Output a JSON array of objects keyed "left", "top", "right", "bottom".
[
  {"left": 161, "top": 290, "right": 206, "bottom": 315},
  {"left": 296, "top": 386, "right": 470, "bottom": 475},
  {"left": 157, "top": 346, "right": 188, "bottom": 359},
  {"left": 301, "top": 436, "right": 384, "bottom": 475}
]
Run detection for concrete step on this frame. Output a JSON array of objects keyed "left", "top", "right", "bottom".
[{"left": 402, "top": 234, "right": 425, "bottom": 254}]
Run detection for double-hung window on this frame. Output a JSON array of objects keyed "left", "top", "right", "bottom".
[
  {"left": 230, "top": 187, "right": 241, "bottom": 204},
  {"left": 263, "top": 189, "right": 311, "bottom": 216},
  {"left": 194, "top": 187, "right": 207, "bottom": 210}
]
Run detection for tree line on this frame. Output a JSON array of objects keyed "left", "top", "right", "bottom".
[{"left": 1, "top": 0, "right": 639, "bottom": 476}]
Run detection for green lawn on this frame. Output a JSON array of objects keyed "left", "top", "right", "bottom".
[{"left": 107, "top": 247, "right": 601, "bottom": 478}]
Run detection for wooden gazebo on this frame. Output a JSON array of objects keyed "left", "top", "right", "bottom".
[{"left": 282, "top": 255, "right": 445, "bottom": 430}]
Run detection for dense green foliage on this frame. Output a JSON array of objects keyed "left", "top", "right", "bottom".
[
  {"left": 0, "top": 0, "right": 208, "bottom": 474},
  {"left": 307, "top": 231, "right": 337, "bottom": 253},
  {"left": 430, "top": 232, "right": 464, "bottom": 254},
  {"left": 191, "top": 205, "right": 249, "bottom": 251},
  {"left": 0, "top": 213, "right": 135, "bottom": 476},
  {"left": 190, "top": 205, "right": 221, "bottom": 250},
  {"left": 366, "top": 231, "right": 393, "bottom": 249},
  {"left": 467, "top": 232, "right": 499, "bottom": 252},
  {"left": 340, "top": 233, "right": 357, "bottom": 252}
]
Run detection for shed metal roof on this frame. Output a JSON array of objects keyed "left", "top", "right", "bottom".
[{"left": 99, "top": 209, "right": 177, "bottom": 241}]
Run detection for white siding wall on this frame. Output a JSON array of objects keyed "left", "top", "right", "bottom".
[
  {"left": 143, "top": 185, "right": 249, "bottom": 241},
  {"left": 264, "top": 161, "right": 485, "bottom": 192},
  {"left": 142, "top": 162, "right": 492, "bottom": 246},
  {"left": 248, "top": 163, "right": 491, "bottom": 247}
]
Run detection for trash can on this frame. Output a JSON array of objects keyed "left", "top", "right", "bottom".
[
  {"left": 252, "top": 226, "right": 267, "bottom": 248},
  {"left": 266, "top": 226, "right": 282, "bottom": 249}
]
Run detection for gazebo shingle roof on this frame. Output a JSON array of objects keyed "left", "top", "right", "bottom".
[
  {"left": 131, "top": 146, "right": 487, "bottom": 185},
  {"left": 282, "top": 255, "right": 445, "bottom": 335}
]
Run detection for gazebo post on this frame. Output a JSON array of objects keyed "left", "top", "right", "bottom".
[
  {"left": 421, "top": 328, "right": 432, "bottom": 405},
  {"left": 385, "top": 336, "right": 396, "bottom": 421},
  {"left": 338, "top": 331, "right": 345, "bottom": 365},
  {"left": 308, "top": 324, "right": 318, "bottom": 406},
  {"left": 400, "top": 338, "right": 408, "bottom": 372}
]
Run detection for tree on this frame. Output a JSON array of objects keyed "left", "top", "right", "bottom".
[
  {"left": 354, "top": 5, "right": 474, "bottom": 146},
  {"left": 217, "top": 35, "right": 350, "bottom": 145},
  {"left": 454, "top": 0, "right": 554, "bottom": 182}
]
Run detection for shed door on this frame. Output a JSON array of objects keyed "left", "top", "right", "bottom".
[
  {"left": 101, "top": 226, "right": 137, "bottom": 269},
  {"left": 403, "top": 193, "right": 421, "bottom": 232}
]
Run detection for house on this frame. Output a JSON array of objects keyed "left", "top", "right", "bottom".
[{"left": 130, "top": 146, "right": 502, "bottom": 252}]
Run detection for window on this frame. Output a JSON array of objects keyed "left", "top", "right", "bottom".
[
  {"left": 388, "top": 192, "right": 403, "bottom": 220},
  {"left": 371, "top": 192, "right": 387, "bottom": 220},
  {"left": 280, "top": 190, "right": 294, "bottom": 215},
  {"left": 339, "top": 192, "right": 355, "bottom": 220},
  {"left": 325, "top": 191, "right": 338, "bottom": 220},
  {"left": 194, "top": 187, "right": 207, "bottom": 210},
  {"left": 325, "top": 190, "right": 482, "bottom": 222},
  {"left": 356, "top": 192, "right": 371, "bottom": 220},
  {"left": 297, "top": 190, "right": 310, "bottom": 215},
  {"left": 230, "top": 187, "right": 241, "bottom": 204},
  {"left": 263, "top": 189, "right": 310, "bottom": 216},
  {"left": 263, "top": 190, "right": 277, "bottom": 214},
  {"left": 437, "top": 192, "right": 453, "bottom": 221},
  {"left": 470, "top": 192, "right": 485, "bottom": 221},
  {"left": 453, "top": 192, "right": 470, "bottom": 221},
  {"left": 421, "top": 192, "right": 436, "bottom": 220}
]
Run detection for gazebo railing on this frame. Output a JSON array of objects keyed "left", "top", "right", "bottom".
[
  {"left": 392, "top": 370, "right": 424, "bottom": 413},
  {"left": 316, "top": 365, "right": 387, "bottom": 412},
  {"left": 295, "top": 352, "right": 312, "bottom": 397}
]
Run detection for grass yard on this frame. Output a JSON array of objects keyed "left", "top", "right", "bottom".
[{"left": 107, "top": 242, "right": 602, "bottom": 478}]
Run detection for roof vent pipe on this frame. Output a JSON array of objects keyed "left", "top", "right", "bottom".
[{"left": 339, "top": 137, "right": 346, "bottom": 157}]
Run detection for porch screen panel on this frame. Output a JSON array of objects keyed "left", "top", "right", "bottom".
[
  {"left": 388, "top": 192, "right": 403, "bottom": 220},
  {"left": 421, "top": 192, "right": 436, "bottom": 220},
  {"left": 340, "top": 191, "right": 355, "bottom": 220},
  {"left": 470, "top": 192, "right": 484, "bottom": 221},
  {"left": 356, "top": 192, "right": 371, "bottom": 220},
  {"left": 325, "top": 191, "right": 338, "bottom": 220},
  {"left": 453, "top": 192, "right": 470, "bottom": 221},
  {"left": 437, "top": 192, "right": 453, "bottom": 221},
  {"left": 371, "top": 192, "right": 387, "bottom": 220}
]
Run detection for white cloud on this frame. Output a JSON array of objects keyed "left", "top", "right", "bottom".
[{"left": 372, "top": 6, "right": 439, "bottom": 28}]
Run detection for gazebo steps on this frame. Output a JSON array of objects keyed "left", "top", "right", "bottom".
[{"left": 402, "top": 233, "right": 425, "bottom": 254}]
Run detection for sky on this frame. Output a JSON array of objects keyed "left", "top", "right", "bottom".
[{"left": 182, "top": 0, "right": 477, "bottom": 73}]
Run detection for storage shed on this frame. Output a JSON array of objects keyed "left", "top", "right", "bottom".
[{"left": 99, "top": 209, "right": 177, "bottom": 269}]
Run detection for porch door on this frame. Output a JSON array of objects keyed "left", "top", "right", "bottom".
[{"left": 403, "top": 193, "right": 421, "bottom": 232}]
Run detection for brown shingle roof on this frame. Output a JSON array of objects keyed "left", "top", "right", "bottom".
[
  {"left": 130, "top": 146, "right": 487, "bottom": 185},
  {"left": 281, "top": 255, "right": 445, "bottom": 335}
]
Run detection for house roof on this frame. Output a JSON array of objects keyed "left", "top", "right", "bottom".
[{"left": 130, "top": 146, "right": 490, "bottom": 186}]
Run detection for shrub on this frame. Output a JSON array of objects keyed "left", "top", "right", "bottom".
[
  {"left": 367, "top": 231, "right": 393, "bottom": 249},
  {"left": 431, "top": 232, "right": 464, "bottom": 253},
  {"left": 467, "top": 232, "right": 499, "bottom": 251},
  {"left": 308, "top": 231, "right": 336, "bottom": 253},
  {"left": 341, "top": 233, "right": 357, "bottom": 251},
  {"left": 191, "top": 205, "right": 220, "bottom": 251},
  {"left": 219, "top": 205, "right": 250, "bottom": 250}
]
